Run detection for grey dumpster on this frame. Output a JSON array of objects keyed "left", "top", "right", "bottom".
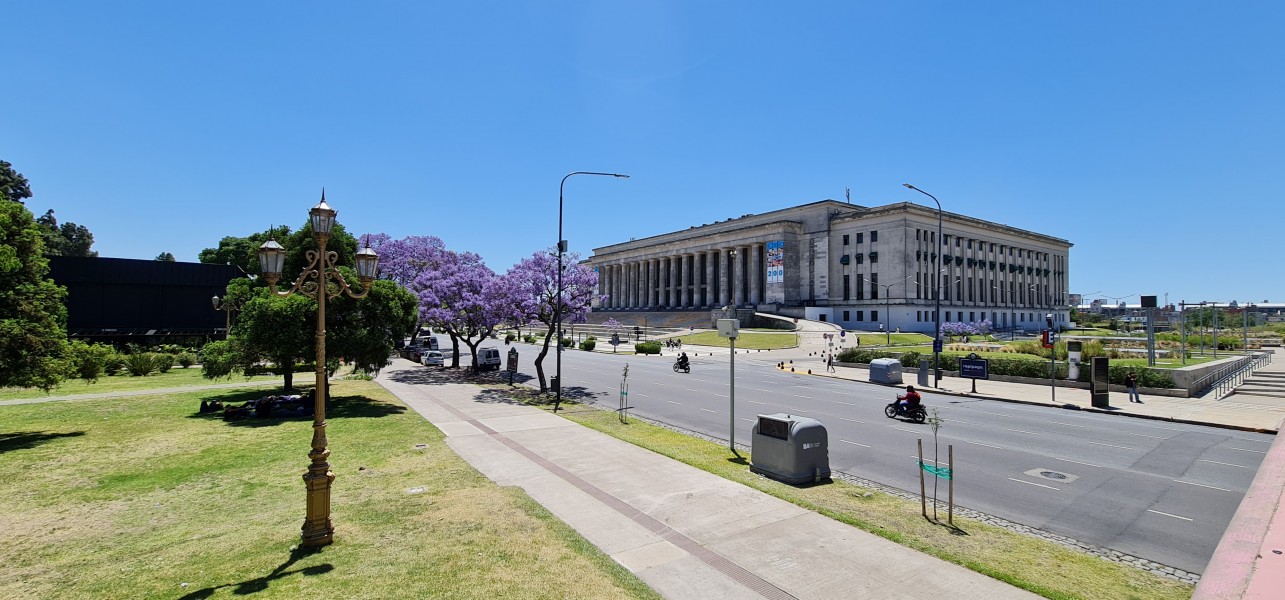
[
  {"left": 750, "top": 413, "right": 830, "bottom": 485},
  {"left": 869, "top": 358, "right": 903, "bottom": 384}
]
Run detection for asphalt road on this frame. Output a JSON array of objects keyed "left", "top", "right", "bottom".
[{"left": 439, "top": 339, "right": 1271, "bottom": 575}]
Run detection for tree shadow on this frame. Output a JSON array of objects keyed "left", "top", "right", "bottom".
[
  {"left": 922, "top": 515, "right": 970, "bottom": 536},
  {"left": 0, "top": 431, "right": 86, "bottom": 454},
  {"left": 176, "top": 546, "right": 332, "bottom": 599},
  {"left": 185, "top": 389, "right": 404, "bottom": 428}
]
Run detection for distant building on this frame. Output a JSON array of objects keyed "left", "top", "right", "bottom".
[
  {"left": 587, "top": 199, "right": 1073, "bottom": 333},
  {"left": 48, "top": 256, "right": 247, "bottom": 345}
]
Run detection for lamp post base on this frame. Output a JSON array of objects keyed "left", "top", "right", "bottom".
[{"left": 301, "top": 448, "right": 335, "bottom": 547}]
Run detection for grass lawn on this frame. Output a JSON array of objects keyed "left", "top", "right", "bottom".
[
  {"left": 850, "top": 333, "right": 932, "bottom": 346},
  {"left": 0, "top": 381, "right": 658, "bottom": 600},
  {"left": 672, "top": 330, "right": 798, "bottom": 349},
  {"left": 547, "top": 404, "right": 1193, "bottom": 600},
  {"left": 0, "top": 367, "right": 283, "bottom": 401}
]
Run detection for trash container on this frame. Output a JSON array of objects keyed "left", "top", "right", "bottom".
[
  {"left": 549, "top": 376, "right": 559, "bottom": 393},
  {"left": 869, "top": 358, "right": 903, "bottom": 384},
  {"left": 750, "top": 413, "right": 830, "bottom": 484},
  {"left": 918, "top": 359, "right": 930, "bottom": 387}
]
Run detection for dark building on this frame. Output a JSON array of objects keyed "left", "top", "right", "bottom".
[{"left": 47, "top": 256, "right": 248, "bottom": 345}]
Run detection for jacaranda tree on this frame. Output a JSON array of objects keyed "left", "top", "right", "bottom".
[{"left": 495, "top": 249, "right": 599, "bottom": 393}]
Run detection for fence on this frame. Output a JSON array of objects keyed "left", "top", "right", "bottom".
[{"left": 1195, "top": 351, "right": 1273, "bottom": 399}]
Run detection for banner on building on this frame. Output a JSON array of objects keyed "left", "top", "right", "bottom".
[{"left": 766, "top": 240, "right": 784, "bottom": 283}]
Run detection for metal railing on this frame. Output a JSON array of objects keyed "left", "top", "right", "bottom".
[{"left": 1195, "top": 351, "right": 1273, "bottom": 399}]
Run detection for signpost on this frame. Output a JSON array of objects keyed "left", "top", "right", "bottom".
[
  {"left": 506, "top": 347, "right": 518, "bottom": 386},
  {"left": 958, "top": 353, "right": 989, "bottom": 394},
  {"left": 718, "top": 318, "right": 740, "bottom": 453}
]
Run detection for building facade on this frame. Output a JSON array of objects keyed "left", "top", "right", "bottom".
[{"left": 586, "top": 200, "right": 1073, "bottom": 333}]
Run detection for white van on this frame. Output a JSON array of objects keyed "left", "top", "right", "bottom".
[{"left": 477, "top": 347, "right": 502, "bottom": 371}]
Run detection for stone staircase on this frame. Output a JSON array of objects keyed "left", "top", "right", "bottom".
[{"left": 1232, "top": 371, "right": 1285, "bottom": 399}]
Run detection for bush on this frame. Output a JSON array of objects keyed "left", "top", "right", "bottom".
[
  {"left": 155, "top": 353, "right": 176, "bottom": 373},
  {"left": 579, "top": 339, "right": 596, "bottom": 351},
  {"left": 103, "top": 350, "right": 126, "bottom": 376},
  {"left": 505, "top": 333, "right": 516, "bottom": 343},
  {"left": 836, "top": 348, "right": 895, "bottom": 364},
  {"left": 124, "top": 352, "right": 158, "bottom": 376},
  {"left": 561, "top": 337, "right": 574, "bottom": 348},
  {"left": 176, "top": 352, "right": 197, "bottom": 369},
  {"left": 523, "top": 334, "right": 536, "bottom": 344},
  {"left": 634, "top": 341, "right": 662, "bottom": 355},
  {"left": 200, "top": 340, "right": 241, "bottom": 380},
  {"left": 66, "top": 340, "right": 113, "bottom": 384},
  {"left": 898, "top": 351, "right": 922, "bottom": 368}
]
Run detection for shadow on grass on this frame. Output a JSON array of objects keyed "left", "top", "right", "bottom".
[
  {"left": 385, "top": 365, "right": 533, "bottom": 388},
  {"left": 185, "top": 390, "right": 405, "bottom": 428},
  {"left": 0, "top": 430, "right": 86, "bottom": 454},
  {"left": 176, "top": 546, "right": 332, "bottom": 599}
]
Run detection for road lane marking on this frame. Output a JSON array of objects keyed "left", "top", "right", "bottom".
[
  {"left": 682, "top": 388, "right": 700, "bottom": 392},
  {"left": 911, "top": 456, "right": 941, "bottom": 464},
  {"left": 1228, "top": 447, "right": 1267, "bottom": 454},
  {"left": 965, "top": 441, "right": 1003, "bottom": 449},
  {"left": 747, "top": 400, "right": 766, "bottom": 405},
  {"left": 1125, "top": 432, "right": 1168, "bottom": 440},
  {"left": 828, "top": 400, "right": 856, "bottom": 406},
  {"left": 793, "top": 394, "right": 812, "bottom": 398},
  {"left": 1008, "top": 477, "right": 1060, "bottom": 491},
  {"left": 700, "top": 408, "right": 716, "bottom": 413},
  {"left": 1147, "top": 509, "right": 1193, "bottom": 522},
  {"left": 1088, "top": 441, "right": 1134, "bottom": 450},
  {"left": 839, "top": 439, "right": 870, "bottom": 447},
  {"left": 836, "top": 417, "right": 866, "bottom": 423},
  {"left": 741, "top": 418, "right": 756, "bottom": 423},
  {"left": 1052, "top": 457, "right": 1103, "bottom": 468},
  {"left": 666, "top": 400, "right": 682, "bottom": 405},
  {"left": 1198, "top": 459, "right": 1249, "bottom": 468},
  {"left": 634, "top": 394, "right": 648, "bottom": 398},
  {"left": 707, "top": 393, "right": 728, "bottom": 398},
  {"left": 1173, "top": 480, "right": 1234, "bottom": 492},
  {"left": 890, "top": 426, "right": 920, "bottom": 434},
  {"left": 1003, "top": 428, "right": 1042, "bottom": 436},
  {"left": 1047, "top": 420, "right": 1085, "bottom": 428}
]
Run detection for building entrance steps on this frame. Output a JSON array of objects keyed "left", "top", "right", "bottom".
[{"left": 376, "top": 364, "right": 1039, "bottom": 600}]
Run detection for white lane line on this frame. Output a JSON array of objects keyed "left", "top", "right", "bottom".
[
  {"left": 950, "top": 419, "right": 972, "bottom": 424},
  {"left": 666, "top": 400, "right": 682, "bottom": 405},
  {"left": 828, "top": 400, "right": 856, "bottom": 406},
  {"left": 1008, "top": 477, "right": 1060, "bottom": 491},
  {"left": 911, "top": 456, "right": 941, "bottom": 464},
  {"left": 1125, "top": 432, "right": 1168, "bottom": 440},
  {"left": 1173, "top": 480, "right": 1235, "bottom": 492},
  {"left": 1228, "top": 447, "right": 1267, "bottom": 454},
  {"left": 1047, "top": 420, "right": 1086, "bottom": 428},
  {"left": 707, "top": 393, "right": 728, "bottom": 398},
  {"left": 699, "top": 408, "right": 716, "bottom": 413},
  {"left": 836, "top": 417, "right": 866, "bottom": 424},
  {"left": 740, "top": 418, "right": 756, "bottom": 423},
  {"left": 794, "top": 394, "right": 812, "bottom": 398},
  {"left": 747, "top": 400, "right": 766, "bottom": 405},
  {"left": 965, "top": 441, "right": 1003, "bottom": 450},
  {"left": 635, "top": 394, "right": 648, "bottom": 398},
  {"left": 747, "top": 388, "right": 774, "bottom": 393},
  {"left": 1052, "top": 457, "right": 1104, "bottom": 468},
  {"left": 1198, "top": 459, "right": 1249, "bottom": 469},
  {"left": 1088, "top": 441, "right": 1134, "bottom": 450},
  {"left": 1003, "top": 428, "right": 1042, "bottom": 436},
  {"left": 682, "top": 388, "right": 700, "bottom": 392},
  {"left": 890, "top": 426, "right": 920, "bottom": 434},
  {"left": 839, "top": 439, "right": 870, "bottom": 448},
  {"left": 1147, "top": 509, "right": 1194, "bottom": 522}
]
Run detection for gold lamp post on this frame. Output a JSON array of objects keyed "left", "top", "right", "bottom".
[{"left": 257, "top": 192, "right": 379, "bottom": 548}]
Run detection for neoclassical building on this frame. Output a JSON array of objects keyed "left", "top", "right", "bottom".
[{"left": 586, "top": 200, "right": 1073, "bottom": 333}]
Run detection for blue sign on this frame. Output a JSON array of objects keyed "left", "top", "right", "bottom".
[
  {"left": 933, "top": 340, "right": 943, "bottom": 353},
  {"left": 840, "top": 331, "right": 845, "bottom": 337},
  {"left": 959, "top": 358, "right": 989, "bottom": 380}
]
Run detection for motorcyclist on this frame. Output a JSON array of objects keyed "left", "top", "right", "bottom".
[
  {"left": 676, "top": 352, "right": 689, "bottom": 370},
  {"left": 896, "top": 385, "right": 921, "bottom": 413}
]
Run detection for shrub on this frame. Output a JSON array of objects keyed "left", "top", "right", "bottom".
[
  {"left": 899, "top": 351, "right": 922, "bottom": 368},
  {"left": 155, "top": 353, "right": 176, "bottom": 373},
  {"left": 200, "top": 340, "right": 241, "bottom": 380},
  {"left": 124, "top": 352, "right": 157, "bottom": 376},
  {"left": 505, "top": 333, "right": 516, "bottom": 343},
  {"left": 176, "top": 352, "right": 197, "bottom": 369},
  {"left": 634, "top": 341, "right": 662, "bottom": 355},
  {"left": 579, "top": 339, "right": 596, "bottom": 351},
  {"left": 66, "top": 340, "right": 113, "bottom": 383},
  {"left": 561, "top": 337, "right": 574, "bottom": 348},
  {"left": 523, "top": 334, "right": 536, "bottom": 344},
  {"left": 836, "top": 348, "right": 895, "bottom": 364},
  {"left": 103, "top": 350, "right": 126, "bottom": 375}
]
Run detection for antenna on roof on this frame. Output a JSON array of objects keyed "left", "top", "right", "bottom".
[{"left": 845, "top": 188, "right": 851, "bottom": 204}]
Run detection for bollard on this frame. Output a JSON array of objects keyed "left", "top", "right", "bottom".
[{"left": 808, "top": 369, "right": 812, "bottom": 374}]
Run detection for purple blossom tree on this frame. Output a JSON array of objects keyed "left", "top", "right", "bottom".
[
  {"left": 365, "top": 233, "right": 450, "bottom": 343},
  {"left": 415, "top": 250, "right": 501, "bottom": 370},
  {"left": 496, "top": 249, "right": 600, "bottom": 393}
]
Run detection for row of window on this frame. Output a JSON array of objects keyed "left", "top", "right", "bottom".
[
  {"left": 915, "top": 229, "right": 1055, "bottom": 263},
  {"left": 913, "top": 311, "right": 1068, "bottom": 324},
  {"left": 842, "top": 231, "right": 877, "bottom": 245},
  {"left": 841, "top": 310, "right": 877, "bottom": 322}
]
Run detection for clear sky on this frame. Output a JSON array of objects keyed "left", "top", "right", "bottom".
[{"left": 3, "top": 2, "right": 1281, "bottom": 307}]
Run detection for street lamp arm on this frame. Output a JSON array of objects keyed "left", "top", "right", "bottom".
[{"left": 267, "top": 249, "right": 372, "bottom": 301}]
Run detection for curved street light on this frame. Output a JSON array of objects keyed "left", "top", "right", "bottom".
[
  {"left": 256, "top": 192, "right": 379, "bottom": 548},
  {"left": 211, "top": 295, "right": 240, "bottom": 337},
  {"left": 864, "top": 274, "right": 915, "bottom": 345},
  {"left": 903, "top": 184, "right": 942, "bottom": 386},
  {"left": 556, "top": 172, "right": 629, "bottom": 412}
]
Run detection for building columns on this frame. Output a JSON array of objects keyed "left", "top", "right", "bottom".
[
  {"left": 749, "top": 243, "right": 762, "bottom": 305},
  {"left": 704, "top": 251, "right": 715, "bottom": 307}
]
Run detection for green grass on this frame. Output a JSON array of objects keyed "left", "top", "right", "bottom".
[
  {"left": 0, "top": 367, "right": 284, "bottom": 401},
  {"left": 547, "top": 405, "right": 1193, "bottom": 600},
  {"left": 850, "top": 333, "right": 931, "bottom": 346},
  {"left": 673, "top": 331, "right": 798, "bottom": 349},
  {"left": 0, "top": 381, "right": 659, "bottom": 600}
]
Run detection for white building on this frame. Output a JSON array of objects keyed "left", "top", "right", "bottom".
[{"left": 586, "top": 199, "right": 1072, "bottom": 334}]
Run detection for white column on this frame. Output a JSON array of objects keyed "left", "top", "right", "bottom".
[
  {"left": 719, "top": 248, "right": 731, "bottom": 306},
  {"left": 749, "top": 243, "right": 762, "bottom": 305},
  {"left": 732, "top": 247, "right": 744, "bottom": 307},
  {"left": 704, "top": 251, "right": 715, "bottom": 307},
  {"left": 665, "top": 257, "right": 676, "bottom": 308}
]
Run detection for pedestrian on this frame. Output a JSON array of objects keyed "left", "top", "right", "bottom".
[
  {"left": 1126, "top": 371, "right": 1142, "bottom": 403},
  {"left": 855, "top": 336, "right": 860, "bottom": 348},
  {"left": 826, "top": 354, "right": 835, "bottom": 373}
]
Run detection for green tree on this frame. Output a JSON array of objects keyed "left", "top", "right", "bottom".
[
  {"left": 198, "top": 225, "right": 290, "bottom": 274},
  {"left": 0, "top": 196, "right": 69, "bottom": 391},
  {"left": 35, "top": 209, "right": 97, "bottom": 257},
  {"left": 234, "top": 292, "right": 314, "bottom": 390},
  {"left": 0, "top": 160, "right": 33, "bottom": 204},
  {"left": 328, "top": 271, "right": 419, "bottom": 374},
  {"left": 155, "top": 252, "right": 175, "bottom": 261}
]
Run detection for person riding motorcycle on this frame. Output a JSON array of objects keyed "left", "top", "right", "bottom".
[
  {"left": 896, "top": 385, "right": 921, "bottom": 414},
  {"left": 676, "top": 352, "right": 689, "bottom": 370}
]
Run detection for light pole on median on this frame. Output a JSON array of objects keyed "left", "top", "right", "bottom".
[
  {"left": 903, "top": 184, "right": 942, "bottom": 386},
  {"left": 556, "top": 171, "right": 629, "bottom": 412},
  {"left": 865, "top": 274, "right": 914, "bottom": 345},
  {"left": 256, "top": 192, "right": 379, "bottom": 548}
]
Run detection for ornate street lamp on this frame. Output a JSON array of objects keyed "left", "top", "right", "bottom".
[
  {"left": 257, "top": 192, "right": 378, "bottom": 548},
  {"left": 211, "top": 295, "right": 240, "bottom": 336}
]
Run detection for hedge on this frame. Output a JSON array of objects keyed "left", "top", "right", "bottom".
[
  {"left": 634, "top": 341, "right": 662, "bottom": 355},
  {"left": 839, "top": 348, "right": 1174, "bottom": 388}
]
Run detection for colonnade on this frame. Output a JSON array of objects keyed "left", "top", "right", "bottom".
[{"left": 597, "top": 242, "right": 766, "bottom": 310}]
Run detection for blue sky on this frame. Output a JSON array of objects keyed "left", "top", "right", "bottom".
[{"left": 3, "top": 2, "right": 1281, "bottom": 306}]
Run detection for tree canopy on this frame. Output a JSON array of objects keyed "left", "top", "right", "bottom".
[
  {"left": 496, "top": 249, "right": 599, "bottom": 393},
  {"left": 36, "top": 209, "right": 97, "bottom": 257},
  {"left": 0, "top": 160, "right": 32, "bottom": 204}
]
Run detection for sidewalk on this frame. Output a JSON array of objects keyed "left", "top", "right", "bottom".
[{"left": 376, "top": 364, "right": 1040, "bottom": 600}]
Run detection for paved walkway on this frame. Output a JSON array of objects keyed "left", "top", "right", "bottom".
[{"left": 376, "top": 364, "right": 1040, "bottom": 600}]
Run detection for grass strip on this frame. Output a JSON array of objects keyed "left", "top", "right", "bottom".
[
  {"left": 0, "top": 381, "right": 660, "bottom": 599},
  {"left": 0, "top": 367, "right": 283, "bottom": 401},
  {"left": 672, "top": 331, "right": 797, "bottom": 349}
]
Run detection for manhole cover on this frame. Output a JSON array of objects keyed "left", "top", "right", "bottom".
[{"left": 1024, "top": 468, "right": 1079, "bottom": 483}]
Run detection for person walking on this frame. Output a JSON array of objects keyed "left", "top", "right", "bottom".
[
  {"left": 1126, "top": 371, "right": 1142, "bottom": 403},
  {"left": 826, "top": 354, "right": 835, "bottom": 373}
]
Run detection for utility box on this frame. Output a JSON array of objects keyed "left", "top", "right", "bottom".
[
  {"left": 869, "top": 358, "right": 904, "bottom": 384},
  {"left": 750, "top": 413, "right": 830, "bottom": 485}
]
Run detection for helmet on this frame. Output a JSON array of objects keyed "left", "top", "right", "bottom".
[{"left": 905, "top": 385, "right": 915, "bottom": 392}]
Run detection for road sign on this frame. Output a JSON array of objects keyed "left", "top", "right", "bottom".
[
  {"left": 933, "top": 340, "right": 943, "bottom": 353},
  {"left": 959, "top": 358, "right": 989, "bottom": 380}
]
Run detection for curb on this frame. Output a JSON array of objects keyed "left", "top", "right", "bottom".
[{"left": 777, "top": 366, "right": 1280, "bottom": 435}]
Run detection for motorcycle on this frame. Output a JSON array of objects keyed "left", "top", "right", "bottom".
[
  {"left": 884, "top": 399, "right": 927, "bottom": 424},
  {"left": 673, "top": 360, "right": 690, "bottom": 374}
]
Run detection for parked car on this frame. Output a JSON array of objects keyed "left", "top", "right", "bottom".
[
  {"left": 402, "top": 344, "right": 427, "bottom": 362},
  {"left": 420, "top": 350, "right": 444, "bottom": 367},
  {"left": 476, "top": 347, "right": 502, "bottom": 371}
]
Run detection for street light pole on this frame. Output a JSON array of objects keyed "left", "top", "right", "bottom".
[
  {"left": 904, "top": 184, "right": 942, "bottom": 386},
  {"left": 556, "top": 171, "right": 629, "bottom": 412},
  {"left": 866, "top": 274, "right": 914, "bottom": 346},
  {"left": 211, "top": 295, "right": 239, "bottom": 337},
  {"left": 257, "top": 192, "right": 379, "bottom": 548}
]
